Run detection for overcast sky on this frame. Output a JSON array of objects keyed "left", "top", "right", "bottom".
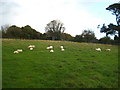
[{"left": 0, "top": 0, "right": 119, "bottom": 39}]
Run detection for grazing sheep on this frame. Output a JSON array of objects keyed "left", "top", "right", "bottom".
[
  {"left": 61, "top": 48, "right": 65, "bottom": 51},
  {"left": 49, "top": 46, "right": 53, "bottom": 49},
  {"left": 95, "top": 48, "right": 101, "bottom": 52},
  {"left": 32, "top": 45, "right": 35, "bottom": 48},
  {"left": 30, "top": 48, "right": 33, "bottom": 50},
  {"left": 28, "top": 45, "right": 35, "bottom": 48},
  {"left": 50, "top": 49, "right": 54, "bottom": 53},
  {"left": 28, "top": 45, "right": 32, "bottom": 48},
  {"left": 17, "top": 49, "right": 23, "bottom": 52},
  {"left": 46, "top": 46, "right": 50, "bottom": 50},
  {"left": 105, "top": 49, "right": 111, "bottom": 51},
  {"left": 60, "top": 45, "right": 64, "bottom": 49},
  {"left": 13, "top": 51, "right": 19, "bottom": 54}
]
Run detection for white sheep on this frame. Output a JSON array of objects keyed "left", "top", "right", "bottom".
[
  {"left": 60, "top": 45, "right": 64, "bottom": 49},
  {"left": 50, "top": 49, "right": 54, "bottom": 53},
  {"left": 49, "top": 46, "right": 53, "bottom": 49},
  {"left": 30, "top": 47, "right": 33, "bottom": 50},
  {"left": 28, "top": 45, "right": 35, "bottom": 48},
  {"left": 17, "top": 49, "right": 23, "bottom": 52},
  {"left": 46, "top": 46, "right": 50, "bottom": 50},
  {"left": 61, "top": 48, "right": 65, "bottom": 51},
  {"left": 105, "top": 49, "right": 111, "bottom": 51},
  {"left": 13, "top": 50, "right": 19, "bottom": 54},
  {"left": 32, "top": 45, "right": 35, "bottom": 48},
  {"left": 95, "top": 48, "right": 101, "bottom": 52},
  {"left": 28, "top": 45, "right": 32, "bottom": 48}
]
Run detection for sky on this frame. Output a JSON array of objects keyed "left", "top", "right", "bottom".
[{"left": 0, "top": 0, "right": 119, "bottom": 39}]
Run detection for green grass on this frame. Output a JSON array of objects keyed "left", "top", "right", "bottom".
[{"left": 2, "top": 39, "right": 119, "bottom": 88}]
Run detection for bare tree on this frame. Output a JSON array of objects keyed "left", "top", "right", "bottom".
[
  {"left": 45, "top": 20, "right": 65, "bottom": 40},
  {"left": 1, "top": 24, "right": 10, "bottom": 33},
  {"left": 1, "top": 24, "right": 10, "bottom": 38}
]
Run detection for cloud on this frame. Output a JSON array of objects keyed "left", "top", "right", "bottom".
[
  {"left": 77, "top": 0, "right": 118, "bottom": 3},
  {"left": 0, "top": 0, "right": 20, "bottom": 25},
  {"left": 0, "top": 0, "right": 117, "bottom": 39}
]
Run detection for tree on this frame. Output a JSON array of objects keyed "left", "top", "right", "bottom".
[
  {"left": 61, "top": 33, "right": 73, "bottom": 41},
  {"left": 100, "top": 23, "right": 119, "bottom": 36},
  {"left": 73, "top": 30, "right": 97, "bottom": 43},
  {"left": 1, "top": 24, "right": 10, "bottom": 38},
  {"left": 0, "top": 30, "right": 1, "bottom": 38},
  {"left": 106, "top": 3, "right": 120, "bottom": 26},
  {"left": 100, "top": 2, "right": 120, "bottom": 40},
  {"left": 6, "top": 25, "right": 22, "bottom": 38},
  {"left": 99, "top": 36, "right": 112, "bottom": 44},
  {"left": 21, "top": 25, "right": 42, "bottom": 39},
  {"left": 21, "top": 25, "right": 34, "bottom": 39},
  {"left": 74, "top": 35, "right": 83, "bottom": 42},
  {"left": 45, "top": 20, "right": 65, "bottom": 40},
  {"left": 2, "top": 25, "right": 42, "bottom": 39},
  {"left": 81, "top": 30, "right": 97, "bottom": 43}
]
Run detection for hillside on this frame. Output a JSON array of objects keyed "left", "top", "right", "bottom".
[{"left": 2, "top": 39, "right": 118, "bottom": 88}]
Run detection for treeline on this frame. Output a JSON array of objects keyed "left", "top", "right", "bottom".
[
  {"left": 1, "top": 25, "right": 119, "bottom": 45},
  {"left": 73, "top": 30, "right": 119, "bottom": 45},
  {"left": 1, "top": 25, "right": 73, "bottom": 41},
  {"left": 2, "top": 25, "right": 44, "bottom": 39}
]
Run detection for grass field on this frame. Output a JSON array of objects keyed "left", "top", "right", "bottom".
[{"left": 2, "top": 39, "right": 119, "bottom": 88}]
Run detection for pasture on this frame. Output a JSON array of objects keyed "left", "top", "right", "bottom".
[{"left": 2, "top": 39, "right": 118, "bottom": 88}]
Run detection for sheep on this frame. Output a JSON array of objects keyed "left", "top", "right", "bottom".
[
  {"left": 105, "top": 49, "right": 111, "bottom": 51},
  {"left": 28, "top": 45, "right": 35, "bottom": 48},
  {"left": 17, "top": 49, "right": 23, "bottom": 52},
  {"left": 32, "top": 45, "right": 35, "bottom": 48},
  {"left": 61, "top": 48, "right": 65, "bottom": 51},
  {"left": 13, "top": 50, "right": 19, "bottom": 54},
  {"left": 28, "top": 45, "right": 33, "bottom": 48},
  {"left": 13, "top": 49, "right": 23, "bottom": 54},
  {"left": 49, "top": 46, "right": 53, "bottom": 49},
  {"left": 95, "top": 48, "right": 101, "bottom": 52},
  {"left": 46, "top": 46, "right": 50, "bottom": 50},
  {"left": 28, "top": 45, "right": 35, "bottom": 50},
  {"left": 60, "top": 45, "right": 65, "bottom": 51},
  {"left": 60, "top": 45, "right": 64, "bottom": 49},
  {"left": 46, "top": 45, "right": 53, "bottom": 50},
  {"left": 30, "top": 47, "right": 33, "bottom": 50},
  {"left": 50, "top": 49, "right": 54, "bottom": 53}
]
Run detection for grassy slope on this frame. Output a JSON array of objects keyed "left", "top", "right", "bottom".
[{"left": 2, "top": 39, "right": 118, "bottom": 88}]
